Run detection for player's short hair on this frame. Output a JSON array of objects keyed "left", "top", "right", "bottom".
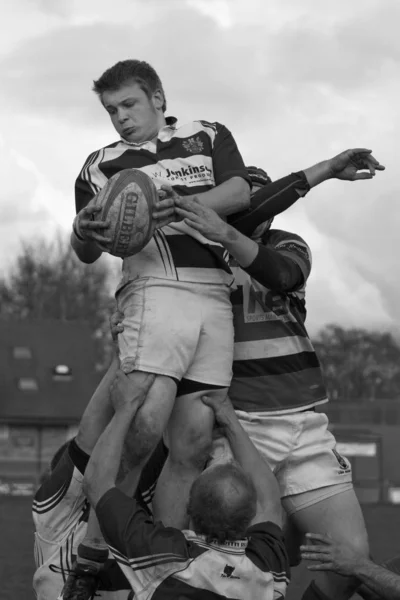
[
  {"left": 187, "top": 462, "right": 257, "bottom": 544},
  {"left": 93, "top": 60, "right": 167, "bottom": 112}
]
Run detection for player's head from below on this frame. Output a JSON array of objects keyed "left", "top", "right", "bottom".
[
  {"left": 187, "top": 462, "right": 257, "bottom": 543},
  {"left": 93, "top": 59, "right": 167, "bottom": 144},
  {"left": 247, "top": 165, "right": 274, "bottom": 242}
]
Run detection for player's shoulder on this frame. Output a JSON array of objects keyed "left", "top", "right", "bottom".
[
  {"left": 79, "top": 140, "right": 122, "bottom": 170},
  {"left": 173, "top": 120, "right": 227, "bottom": 149},
  {"left": 33, "top": 448, "right": 74, "bottom": 507},
  {"left": 246, "top": 521, "right": 290, "bottom": 578},
  {"left": 266, "top": 229, "right": 311, "bottom": 255},
  {"left": 193, "top": 120, "right": 229, "bottom": 136}
]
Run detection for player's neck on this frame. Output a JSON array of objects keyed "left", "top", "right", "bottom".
[{"left": 144, "top": 113, "right": 167, "bottom": 144}]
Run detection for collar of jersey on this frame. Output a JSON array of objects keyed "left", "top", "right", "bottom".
[
  {"left": 184, "top": 530, "right": 249, "bottom": 552},
  {"left": 120, "top": 116, "right": 177, "bottom": 146}
]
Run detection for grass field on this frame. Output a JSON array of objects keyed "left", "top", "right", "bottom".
[{"left": 4, "top": 497, "right": 400, "bottom": 600}]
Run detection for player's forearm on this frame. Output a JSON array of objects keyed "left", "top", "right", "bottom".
[
  {"left": 222, "top": 407, "right": 281, "bottom": 511},
  {"left": 76, "top": 356, "right": 119, "bottom": 455},
  {"left": 353, "top": 559, "right": 400, "bottom": 600},
  {"left": 302, "top": 160, "right": 332, "bottom": 189},
  {"left": 219, "top": 225, "right": 303, "bottom": 291},
  {"left": 219, "top": 225, "right": 259, "bottom": 267},
  {"left": 191, "top": 177, "right": 250, "bottom": 216},
  {"left": 70, "top": 230, "right": 103, "bottom": 264},
  {"left": 83, "top": 409, "right": 135, "bottom": 508},
  {"left": 228, "top": 172, "right": 309, "bottom": 236}
]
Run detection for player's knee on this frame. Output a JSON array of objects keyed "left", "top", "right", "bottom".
[{"left": 171, "top": 428, "right": 213, "bottom": 470}]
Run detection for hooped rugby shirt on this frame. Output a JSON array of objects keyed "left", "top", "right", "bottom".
[
  {"left": 75, "top": 118, "right": 250, "bottom": 287},
  {"left": 229, "top": 229, "right": 328, "bottom": 414},
  {"left": 32, "top": 440, "right": 168, "bottom": 599},
  {"left": 96, "top": 486, "right": 290, "bottom": 600}
]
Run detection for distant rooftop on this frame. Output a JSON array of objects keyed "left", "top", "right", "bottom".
[{"left": 0, "top": 319, "right": 101, "bottom": 424}]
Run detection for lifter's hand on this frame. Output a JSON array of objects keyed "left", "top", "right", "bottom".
[
  {"left": 74, "top": 206, "right": 112, "bottom": 250},
  {"left": 110, "top": 309, "right": 124, "bottom": 350},
  {"left": 201, "top": 394, "right": 236, "bottom": 426},
  {"left": 153, "top": 185, "right": 181, "bottom": 229},
  {"left": 175, "top": 196, "right": 229, "bottom": 242},
  {"left": 327, "top": 149, "right": 385, "bottom": 181},
  {"left": 301, "top": 533, "right": 365, "bottom": 577},
  {"left": 110, "top": 370, "right": 155, "bottom": 414}
]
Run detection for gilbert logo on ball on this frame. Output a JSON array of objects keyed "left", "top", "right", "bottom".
[{"left": 89, "top": 169, "right": 158, "bottom": 258}]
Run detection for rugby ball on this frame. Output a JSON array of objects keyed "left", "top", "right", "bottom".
[{"left": 89, "top": 169, "right": 158, "bottom": 258}]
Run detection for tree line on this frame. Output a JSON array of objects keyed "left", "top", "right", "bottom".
[{"left": 1, "top": 236, "right": 400, "bottom": 400}]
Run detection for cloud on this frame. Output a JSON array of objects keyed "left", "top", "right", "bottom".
[{"left": 1, "top": 0, "right": 399, "bottom": 334}]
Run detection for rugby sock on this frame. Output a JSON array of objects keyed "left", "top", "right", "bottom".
[
  {"left": 300, "top": 581, "right": 332, "bottom": 600},
  {"left": 76, "top": 543, "right": 109, "bottom": 573}
]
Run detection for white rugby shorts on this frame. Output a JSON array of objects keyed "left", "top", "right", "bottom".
[
  {"left": 116, "top": 278, "right": 234, "bottom": 387},
  {"left": 210, "top": 410, "right": 353, "bottom": 512}
]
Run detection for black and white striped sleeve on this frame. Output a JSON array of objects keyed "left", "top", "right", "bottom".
[{"left": 32, "top": 440, "right": 89, "bottom": 542}]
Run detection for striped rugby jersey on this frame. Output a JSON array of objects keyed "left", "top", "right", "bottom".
[
  {"left": 75, "top": 118, "right": 250, "bottom": 288},
  {"left": 32, "top": 440, "right": 168, "bottom": 599},
  {"left": 96, "top": 487, "right": 290, "bottom": 600},
  {"left": 229, "top": 229, "right": 328, "bottom": 414}
]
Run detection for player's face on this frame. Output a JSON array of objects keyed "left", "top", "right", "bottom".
[{"left": 102, "top": 82, "right": 163, "bottom": 144}]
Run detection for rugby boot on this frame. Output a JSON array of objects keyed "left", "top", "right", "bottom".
[{"left": 57, "top": 562, "right": 100, "bottom": 600}]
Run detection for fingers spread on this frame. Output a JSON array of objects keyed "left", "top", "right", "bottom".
[
  {"left": 300, "top": 545, "right": 330, "bottom": 554},
  {"left": 353, "top": 172, "right": 374, "bottom": 180},
  {"left": 175, "top": 196, "right": 202, "bottom": 213},
  {"left": 153, "top": 209, "right": 176, "bottom": 221},
  {"left": 154, "top": 198, "right": 175, "bottom": 211},
  {"left": 84, "top": 206, "right": 102, "bottom": 215},
  {"left": 307, "top": 564, "right": 331, "bottom": 572},
  {"left": 184, "top": 218, "right": 201, "bottom": 230},
  {"left": 175, "top": 207, "right": 199, "bottom": 220},
  {"left": 349, "top": 148, "right": 372, "bottom": 156},
  {"left": 305, "top": 533, "right": 331, "bottom": 544},
  {"left": 90, "top": 232, "right": 113, "bottom": 244}
]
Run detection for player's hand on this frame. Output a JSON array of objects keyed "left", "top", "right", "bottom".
[
  {"left": 301, "top": 533, "right": 365, "bottom": 576},
  {"left": 74, "top": 206, "right": 112, "bottom": 250},
  {"left": 109, "top": 370, "right": 155, "bottom": 414},
  {"left": 175, "top": 196, "right": 229, "bottom": 242},
  {"left": 152, "top": 186, "right": 181, "bottom": 229},
  {"left": 327, "top": 149, "right": 385, "bottom": 181},
  {"left": 110, "top": 309, "right": 124, "bottom": 349},
  {"left": 201, "top": 394, "right": 236, "bottom": 426}
]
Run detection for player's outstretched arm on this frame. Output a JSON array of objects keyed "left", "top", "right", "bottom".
[
  {"left": 186, "top": 176, "right": 250, "bottom": 216},
  {"left": 229, "top": 149, "right": 385, "bottom": 237},
  {"left": 202, "top": 394, "right": 282, "bottom": 527},
  {"left": 83, "top": 370, "right": 155, "bottom": 508},
  {"left": 301, "top": 534, "right": 400, "bottom": 600}
]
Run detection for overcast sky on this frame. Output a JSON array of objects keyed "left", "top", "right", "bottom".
[{"left": 1, "top": 0, "right": 399, "bottom": 335}]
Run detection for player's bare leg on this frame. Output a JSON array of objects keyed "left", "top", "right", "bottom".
[
  {"left": 59, "top": 372, "right": 176, "bottom": 600},
  {"left": 288, "top": 488, "right": 369, "bottom": 600},
  {"left": 152, "top": 387, "right": 228, "bottom": 529},
  {"left": 79, "top": 372, "right": 178, "bottom": 553}
]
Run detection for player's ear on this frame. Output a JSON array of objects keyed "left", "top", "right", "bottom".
[{"left": 152, "top": 89, "right": 164, "bottom": 111}]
